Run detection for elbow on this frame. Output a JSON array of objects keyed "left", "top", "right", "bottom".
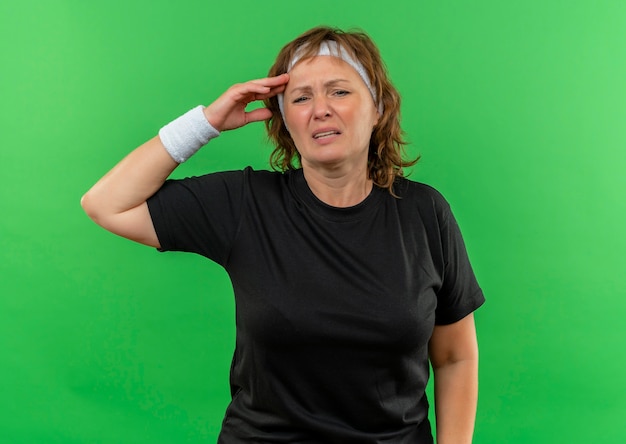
[
  {"left": 80, "top": 192, "right": 89, "bottom": 213},
  {"left": 80, "top": 191, "right": 91, "bottom": 216},
  {"left": 430, "top": 344, "right": 479, "bottom": 371},
  {"left": 431, "top": 354, "right": 479, "bottom": 372},
  {"left": 80, "top": 190, "right": 103, "bottom": 224}
]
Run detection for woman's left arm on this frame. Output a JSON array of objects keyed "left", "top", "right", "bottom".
[{"left": 428, "top": 313, "right": 479, "bottom": 444}]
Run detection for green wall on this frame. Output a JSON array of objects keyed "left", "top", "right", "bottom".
[{"left": 2, "top": 1, "right": 625, "bottom": 442}]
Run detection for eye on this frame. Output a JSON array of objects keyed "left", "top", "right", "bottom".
[
  {"left": 292, "top": 95, "right": 309, "bottom": 104},
  {"left": 333, "top": 89, "right": 350, "bottom": 97}
]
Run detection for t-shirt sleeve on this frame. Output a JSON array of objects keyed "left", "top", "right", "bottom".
[
  {"left": 146, "top": 170, "right": 245, "bottom": 266},
  {"left": 434, "top": 197, "right": 485, "bottom": 325}
]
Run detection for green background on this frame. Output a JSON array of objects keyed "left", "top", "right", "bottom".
[{"left": 1, "top": 0, "right": 625, "bottom": 442}]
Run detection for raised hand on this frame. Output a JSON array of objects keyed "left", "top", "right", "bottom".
[{"left": 203, "top": 74, "right": 289, "bottom": 132}]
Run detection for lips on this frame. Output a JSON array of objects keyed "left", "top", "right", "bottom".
[{"left": 312, "top": 128, "right": 341, "bottom": 139}]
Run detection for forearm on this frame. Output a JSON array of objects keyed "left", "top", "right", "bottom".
[
  {"left": 81, "top": 72, "right": 290, "bottom": 221},
  {"left": 432, "top": 358, "right": 478, "bottom": 444},
  {"left": 81, "top": 76, "right": 288, "bottom": 244},
  {"left": 81, "top": 136, "right": 178, "bottom": 222}
]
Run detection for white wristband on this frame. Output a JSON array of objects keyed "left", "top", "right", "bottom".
[{"left": 158, "top": 105, "right": 220, "bottom": 163}]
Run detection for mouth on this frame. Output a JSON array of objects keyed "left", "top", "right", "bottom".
[{"left": 312, "top": 130, "right": 341, "bottom": 140}]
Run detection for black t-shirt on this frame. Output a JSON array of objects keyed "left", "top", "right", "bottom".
[{"left": 147, "top": 167, "right": 484, "bottom": 443}]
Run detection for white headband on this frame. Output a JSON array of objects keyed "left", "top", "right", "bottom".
[{"left": 277, "top": 40, "right": 383, "bottom": 121}]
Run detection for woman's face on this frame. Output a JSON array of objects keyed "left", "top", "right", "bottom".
[{"left": 283, "top": 56, "right": 379, "bottom": 173}]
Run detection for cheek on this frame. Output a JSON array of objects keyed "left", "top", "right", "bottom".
[
  {"left": 354, "top": 111, "right": 378, "bottom": 138},
  {"left": 284, "top": 109, "right": 309, "bottom": 134}
]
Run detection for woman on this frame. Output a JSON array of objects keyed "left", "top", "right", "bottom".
[{"left": 82, "top": 26, "right": 484, "bottom": 444}]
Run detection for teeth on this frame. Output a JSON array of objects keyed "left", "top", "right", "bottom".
[{"left": 314, "top": 131, "right": 338, "bottom": 139}]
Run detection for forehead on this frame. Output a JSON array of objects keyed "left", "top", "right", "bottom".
[{"left": 287, "top": 56, "right": 363, "bottom": 85}]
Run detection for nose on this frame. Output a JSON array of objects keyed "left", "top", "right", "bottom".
[{"left": 312, "top": 96, "right": 331, "bottom": 119}]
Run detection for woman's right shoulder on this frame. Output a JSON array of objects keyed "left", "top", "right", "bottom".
[
  {"left": 188, "top": 167, "right": 288, "bottom": 200},
  {"left": 165, "top": 167, "right": 282, "bottom": 187}
]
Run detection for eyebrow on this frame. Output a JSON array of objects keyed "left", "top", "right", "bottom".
[{"left": 288, "top": 78, "right": 351, "bottom": 95}]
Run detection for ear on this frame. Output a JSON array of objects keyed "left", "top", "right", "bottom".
[{"left": 372, "top": 109, "right": 381, "bottom": 128}]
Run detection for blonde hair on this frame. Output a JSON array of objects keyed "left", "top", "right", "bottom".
[{"left": 264, "top": 26, "right": 418, "bottom": 193}]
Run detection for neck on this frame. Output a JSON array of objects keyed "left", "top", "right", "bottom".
[{"left": 302, "top": 164, "right": 373, "bottom": 207}]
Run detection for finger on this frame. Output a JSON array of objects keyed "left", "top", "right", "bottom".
[
  {"left": 253, "top": 84, "right": 287, "bottom": 100},
  {"left": 231, "top": 74, "right": 289, "bottom": 101},
  {"left": 233, "top": 82, "right": 271, "bottom": 95},
  {"left": 245, "top": 107, "right": 273, "bottom": 123},
  {"left": 249, "top": 73, "right": 289, "bottom": 88}
]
